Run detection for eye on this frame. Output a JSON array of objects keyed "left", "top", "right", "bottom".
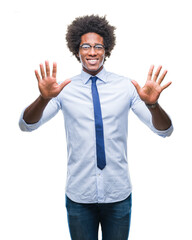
[
  {"left": 81, "top": 44, "right": 91, "bottom": 50},
  {"left": 95, "top": 44, "right": 104, "bottom": 50}
]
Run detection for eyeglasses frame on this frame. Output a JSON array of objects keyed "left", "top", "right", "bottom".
[{"left": 79, "top": 43, "right": 105, "bottom": 51}]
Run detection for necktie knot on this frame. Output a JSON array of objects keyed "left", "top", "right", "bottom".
[{"left": 90, "top": 76, "right": 98, "bottom": 84}]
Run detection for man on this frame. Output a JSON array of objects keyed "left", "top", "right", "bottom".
[{"left": 19, "top": 15, "right": 173, "bottom": 240}]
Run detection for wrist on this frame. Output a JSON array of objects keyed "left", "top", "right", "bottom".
[
  {"left": 38, "top": 95, "right": 51, "bottom": 107},
  {"left": 145, "top": 102, "right": 158, "bottom": 109},
  {"left": 39, "top": 95, "right": 51, "bottom": 103}
]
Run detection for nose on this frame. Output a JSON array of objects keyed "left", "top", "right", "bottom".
[{"left": 88, "top": 46, "right": 97, "bottom": 56}]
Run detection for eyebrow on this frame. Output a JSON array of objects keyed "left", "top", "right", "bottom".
[{"left": 81, "top": 43, "right": 104, "bottom": 45}]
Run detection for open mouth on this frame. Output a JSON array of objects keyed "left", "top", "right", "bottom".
[{"left": 87, "top": 59, "right": 98, "bottom": 65}]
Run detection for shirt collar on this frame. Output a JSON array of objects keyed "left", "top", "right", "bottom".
[{"left": 81, "top": 67, "right": 107, "bottom": 84}]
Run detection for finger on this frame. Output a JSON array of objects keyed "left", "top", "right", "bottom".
[
  {"left": 59, "top": 79, "right": 71, "bottom": 91},
  {"left": 147, "top": 65, "right": 154, "bottom": 81},
  {"left": 40, "top": 63, "right": 45, "bottom": 79},
  {"left": 45, "top": 60, "right": 50, "bottom": 77},
  {"left": 157, "top": 70, "right": 167, "bottom": 85},
  {"left": 131, "top": 80, "right": 141, "bottom": 93},
  {"left": 35, "top": 70, "right": 41, "bottom": 82},
  {"left": 161, "top": 81, "right": 172, "bottom": 91},
  {"left": 153, "top": 65, "right": 162, "bottom": 82},
  {"left": 52, "top": 62, "right": 57, "bottom": 78}
]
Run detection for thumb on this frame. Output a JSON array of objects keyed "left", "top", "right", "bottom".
[
  {"left": 131, "top": 80, "right": 141, "bottom": 93},
  {"left": 59, "top": 79, "right": 71, "bottom": 91}
]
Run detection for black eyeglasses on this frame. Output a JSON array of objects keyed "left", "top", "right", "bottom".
[{"left": 79, "top": 44, "right": 105, "bottom": 51}]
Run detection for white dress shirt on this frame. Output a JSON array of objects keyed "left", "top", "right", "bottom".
[{"left": 19, "top": 68, "right": 173, "bottom": 203}]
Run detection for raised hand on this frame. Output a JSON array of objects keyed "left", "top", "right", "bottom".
[
  {"left": 35, "top": 61, "right": 71, "bottom": 100},
  {"left": 131, "top": 65, "right": 172, "bottom": 104}
]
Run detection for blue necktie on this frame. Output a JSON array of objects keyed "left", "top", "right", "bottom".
[{"left": 91, "top": 76, "right": 106, "bottom": 170}]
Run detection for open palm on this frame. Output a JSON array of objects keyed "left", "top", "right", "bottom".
[
  {"left": 35, "top": 61, "right": 71, "bottom": 100},
  {"left": 131, "top": 65, "right": 172, "bottom": 104}
]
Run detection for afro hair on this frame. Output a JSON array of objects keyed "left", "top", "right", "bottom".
[{"left": 66, "top": 15, "right": 116, "bottom": 62}]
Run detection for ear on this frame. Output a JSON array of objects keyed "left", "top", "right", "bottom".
[
  {"left": 76, "top": 49, "right": 81, "bottom": 58},
  {"left": 76, "top": 52, "right": 81, "bottom": 62},
  {"left": 76, "top": 53, "right": 80, "bottom": 59}
]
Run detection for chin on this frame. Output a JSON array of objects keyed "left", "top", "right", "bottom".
[
  {"left": 88, "top": 66, "right": 99, "bottom": 72},
  {"left": 84, "top": 65, "right": 103, "bottom": 75}
]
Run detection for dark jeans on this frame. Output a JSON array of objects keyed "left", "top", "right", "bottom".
[{"left": 65, "top": 194, "right": 132, "bottom": 240}]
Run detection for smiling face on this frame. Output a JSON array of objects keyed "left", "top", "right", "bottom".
[{"left": 78, "top": 32, "right": 105, "bottom": 75}]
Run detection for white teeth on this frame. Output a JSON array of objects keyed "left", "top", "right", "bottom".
[{"left": 88, "top": 59, "right": 97, "bottom": 64}]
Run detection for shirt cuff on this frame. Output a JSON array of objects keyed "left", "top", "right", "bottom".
[
  {"left": 18, "top": 110, "right": 42, "bottom": 132},
  {"left": 149, "top": 117, "right": 174, "bottom": 138}
]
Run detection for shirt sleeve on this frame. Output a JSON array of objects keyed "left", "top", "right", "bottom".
[
  {"left": 130, "top": 86, "right": 173, "bottom": 138},
  {"left": 19, "top": 97, "right": 61, "bottom": 132}
]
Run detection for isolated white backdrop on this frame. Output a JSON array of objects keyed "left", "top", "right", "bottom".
[{"left": 0, "top": 0, "right": 191, "bottom": 239}]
